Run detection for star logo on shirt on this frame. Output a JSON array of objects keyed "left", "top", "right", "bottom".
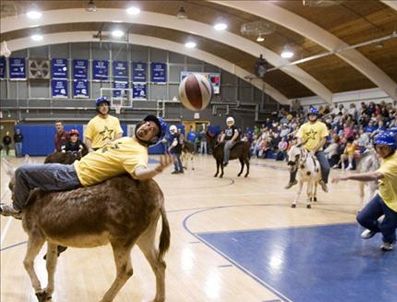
[
  {"left": 306, "top": 129, "right": 318, "bottom": 141},
  {"left": 99, "top": 126, "right": 114, "bottom": 141}
]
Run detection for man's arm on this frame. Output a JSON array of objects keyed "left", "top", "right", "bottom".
[
  {"left": 312, "top": 137, "right": 327, "bottom": 153},
  {"left": 114, "top": 132, "right": 123, "bottom": 140},
  {"left": 231, "top": 130, "right": 239, "bottom": 142},
  {"left": 85, "top": 137, "right": 93, "bottom": 152},
  {"left": 332, "top": 171, "right": 384, "bottom": 183},
  {"left": 133, "top": 154, "right": 172, "bottom": 180}
]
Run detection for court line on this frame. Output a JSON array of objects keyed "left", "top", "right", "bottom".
[{"left": 182, "top": 206, "right": 293, "bottom": 302}]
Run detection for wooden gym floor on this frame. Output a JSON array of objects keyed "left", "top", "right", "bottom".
[{"left": 1, "top": 155, "right": 396, "bottom": 302}]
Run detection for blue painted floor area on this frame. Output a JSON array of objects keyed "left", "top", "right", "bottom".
[{"left": 197, "top": 224, "right": 397, "bottom": 302}]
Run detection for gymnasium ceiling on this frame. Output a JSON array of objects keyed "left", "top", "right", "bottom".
[{"left": 1, "top": 0, "right": 397, "bottom": 104}]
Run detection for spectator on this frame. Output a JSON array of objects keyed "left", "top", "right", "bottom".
[
  {"left": 2, "top": 131, "right": 12, "bottom": 156},
  {"left": 13, "top": 128, "right": 23, "bottom": 157},
  {"left": 199, "top": 127, "right": 207, "bottom": 155},
  {"left": 54, "top": 121, "right": 69, "bottom": 152}
]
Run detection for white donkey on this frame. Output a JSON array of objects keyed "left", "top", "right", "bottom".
[
  {"left": 287, "top": 144, "right": 322, "bottom": 209},
  {"left": 356, "top": 149, "right": 380, "bottom": 208}
]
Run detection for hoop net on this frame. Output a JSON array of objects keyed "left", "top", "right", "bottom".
[
  {"left": 114, "top": 103, "right": 122, "bottom": 115},
  {"left": 100, "top": 88, "right": 133, "bottom": 114}
]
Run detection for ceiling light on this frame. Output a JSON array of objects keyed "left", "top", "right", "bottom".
[
  {"left": 281, "top": 47, "right": 294, "bottom": 59},
  {"left": 26, "top": 10, "right": 42, "bottom": 19},
  {"left": 185, "top": 41, "right": 196, "bottom": 48},
  {"left": 31, "top": 34, "right": 43, "bottom": 41},
  {"left": 177, "top": 7, "right": 187, "bottom": 19},
  {"left": 86, "top": 0, "right": 97, "bottom": 12},
  {"left": 126, "top": 6, "right": 140, "bottom": 15},
  {"left": 112, "top": 30, "right": 124, "bottom": 38},
  {"left": 256, "top": 35, "right": 265, "bottom": 42},
  {"left": 214, "top": 23, "right": 227, "bottom": 31}
]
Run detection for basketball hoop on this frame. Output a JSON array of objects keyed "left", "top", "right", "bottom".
[{"left": 114, "top": 104, "right": 122, "bottom": 115}]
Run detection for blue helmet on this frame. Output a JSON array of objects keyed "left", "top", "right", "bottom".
[
  {"left": 374, "top": 131, "right": 397, "bottom": 150},
  {"left": 308, "top": 107, "right": 319, "bottom": 116},
  {"left": 95, "top": 96, "right": 110, "bottom": 107}
]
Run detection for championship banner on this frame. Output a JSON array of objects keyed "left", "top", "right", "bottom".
[
  {"left": 113, "top": 81, "right": 129, "bottom": 97},
  {"left": 51, "top": 79, "right": 68, "bottom": 98},
  {"left": 133, "top": 83, "right": 147, "bottom": 100},
  {"left": 9, "top": 57, "right": 26, "bottom": 79},
  {"left": 92, "top": 60, "right": 109, "bottom": 81},
  {"left": 112, "top": 61, "right": 128, "bottom": 81},
  {"left": 73, "top": 79, "right": 89, "bottom": 98},
  {"left": 181, "top": 71, "right": 221, "bottom": 94},
  {"left": 51, "top": 58, "right": 68, "bottom": 79},
  {"left": 0, "top": 56, "right": 5, "bottom": 79},
  {"left": 132, "top": 62, "right": 147, "bottom": 82},
  {"left": 73, "top": 59, "right": 88, "bottom": 79},
  {"left": 151, "top": 62, "right": 167, "bottom": 83}
]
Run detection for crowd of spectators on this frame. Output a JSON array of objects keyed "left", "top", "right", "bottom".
[{"left": 245, "top": 101, "right": 397, "bottom": 169}]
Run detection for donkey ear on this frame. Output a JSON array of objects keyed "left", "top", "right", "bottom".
[{"left": 2, "top": 159, "right": 15, "bottom": 177}]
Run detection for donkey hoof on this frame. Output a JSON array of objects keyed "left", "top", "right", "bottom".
[
  {"left": 244, "top": 174, "right": 248, "bottom": 178},
  {"left": 313, "top": 197, "right": 317, "bottom": 202},
  {"left": 237, "top": 174, "right": 241, "bottom": 177},
  {"left": 35, "top": 291, "right": 51, "bottom": 302},
  {"left": 219, "top": 175, "right": 223, "bottom": 178},
  {"left": 291, "top": 204, "right": 296, "bottom": 208},
  {"left": 214, "top": 174, "right": 218, "bottom": 177},
  {"left": 306, "top": 204, "right": 311, "bottom": 209}
]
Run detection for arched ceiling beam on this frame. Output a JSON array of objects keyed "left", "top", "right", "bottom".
[
  {"left": 5, "top": 32, "right": 290, "bottom": 105},
  {"left": 0, "top": 8, "right": 332, "bottom": 103},
  {"left": 381, "top": 1, "right": 397, "bottom": 11},
  {"left": 212, "top": 1, "right": 397, "bottom": 101}
]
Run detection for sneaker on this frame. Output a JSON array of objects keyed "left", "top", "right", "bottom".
[
  {"left": 285, "top": 180, "right": 298, "bottom": 189},
  {"left": 360, "top": 229, "right": 377, "bottom": 239},
  {"left": 223, "top": 162, "right": 228, "bottom": 167},
  {"left": 171, "top": 171, "right": 179, "bottom": 174},
  {"left": 0, "top": 203, "right": 22, "bottom": 220},
  {"left": 319, "top": 180, "right": 328, "bottom": 193},
  {"left": 380, "top": 242, "right": 394, "bottom": 251},
  {"left": 346, "top": 164, "right": 353, "bottom": 171}
]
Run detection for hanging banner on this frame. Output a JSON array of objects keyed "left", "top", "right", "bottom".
[
  {"left": 132, "top": 62, "right": 147, "bottom": 82},
  {"left": 113, "top": 61, "right": 128, "bottom": 81},
  {"left": 9, "top": 57, "right": 26, "bottom": 79},
  {"left": 73, "top": 79, "right": 89, "bottom": 98},
  {"left": 73, "top": 59, "right": 88, "bottom": 79},
  {"left": 181, "top": 71, "right": 221, "bottom": 94},
  {"left": 51, "top": 79, "right": 68, "bottom": 98},
  {"left": 133, "top": 83, "right": 147, "bottom": 100},
  {"left": 151, "top": 62, "right": 167, "bottom": 83},
  {"left": 92, "top": 60, "right": 109, "bottom": 81},
  {"left": 51, "top": 58, "right": 68, "bottom": 79},
  {"left": 0, "top": 56, "right": 6, "bottom": 79},
  {"left": 113, "top": 81, "right": 129, "bottom": 97}
]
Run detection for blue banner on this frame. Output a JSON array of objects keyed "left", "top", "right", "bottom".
[
  {"left": 113, "top": 81, "right": 129, "bottom": 97},
  {"left": 151, "top": 62, "right": 167, "bottom": 83},
  {"left": 113, "top": 61, "right": 128, "bottom": 81},
  {"left": 133, "top": 83, "right": 146, "bottom": 100},
  {"left": 51, "top": 79, "right": 68, "bottom": 98},
  {"left": 92, "top": 60, "right": 109, "bottom": 81},
  {"left": 9, "top": 57, "right": 26, "bottom": 79},
  {"left": 73, "top": 79, "right": 89, "bottom": 98},
  {"left": 0, "top": 57, "right": 5, "bottom": 79},
  {"left": 51, "top": 58, "right": 68, "bottom": 79},
  {"left": 132, "top": 62, "right": 147, "bottom": 82},
  {"left": 73, "top": 59, "right": 88, "bottom": 79}
]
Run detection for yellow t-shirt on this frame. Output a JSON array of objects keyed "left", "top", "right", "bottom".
[
  {"left": 74, "top": 137, "right": 148, "bottom": 186},
  {"left": 297, "top": 121, "right": 329, "bottom": 152},
  {"left": 85, "top": 115, "right": 123, "bottom": 149},
  {"left": 377, "top": 152, "right": 397, "bottom": 212}
]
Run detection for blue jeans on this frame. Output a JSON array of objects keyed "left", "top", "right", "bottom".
[
  {"left": 224, "top": 140, "right": 236, "bottom": 164},
  {"left": 12, "top": 164, "right": 81, "bottom": 210},
  {"left": 172, "top": 153, "right": 183, "bottom": 172},
  {"left": 315, "top": 151, "right": 330, "bottom": 183},
  {"left": 357, "top": 194, "right": 397, "bottom": 244},
  {"left": 15, "top": 142, "right": 23, "bottom": 157}
]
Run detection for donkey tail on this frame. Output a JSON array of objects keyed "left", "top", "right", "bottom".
[{"left": 158, "top": 205, "right": 171, "bottom": 260}]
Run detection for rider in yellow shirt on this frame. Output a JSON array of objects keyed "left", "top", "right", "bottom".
[
  {"left": 332, "top": 130, "right": 397, "bottom": 251},
  {"left": 285, "top": 107, "right": 330, "bottom": 192},
  {"left": 85, "top": 97, "right": 124, "bottom": 151},
  {"left": 0, "top": 115, "right": 172, "bottom": 219}
]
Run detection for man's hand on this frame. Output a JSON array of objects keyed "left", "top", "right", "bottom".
[
  {"left": 155, "top": 154, "right": 173, "bottom": 173},
  {"left": 331, "top": 175, "right": 349, "bottom": 184}
]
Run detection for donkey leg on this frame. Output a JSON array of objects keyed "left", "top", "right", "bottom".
[
  {"left": 359, "top": 182, "right": 365, "bottom": 208},
  {"left": 292, "top": 181, "right": 303, "bottom": 208},
  {"left": 244, "top": 158, "right": 250, "bottom": 177},
  {"left": 137, "top": 221, "right": 166, "bottom": 302},
  {"left": 214, "top": 160, "right": 219, "bottom": 177},
  {"left": 237, "top": 158, "right": 244, "bottom": 177},
  {"left": 44, "top": 242, "right": 58, "bottom": 299},
  {"left": 313, "top": 182, "right": 318, "bottom": 202},
  {"left": 220, "top": 163, "right": 224, "bottom": 178},
  {"left": 306, "top": 181, "right": 312, "bottom": 208},
  {"left": 99, "top": 242, "right": 133, "bottom": 302},
  {"left": 23, "top": 234, "right": 46, "bottom": 299}
]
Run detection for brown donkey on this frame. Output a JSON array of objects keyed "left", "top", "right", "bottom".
[{"left": 4, "top": 162, "right": 170, "bottom": 302}]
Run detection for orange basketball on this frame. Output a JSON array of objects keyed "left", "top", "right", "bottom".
[{"left": 178, "top": 73, "right": 212, "bottom": 111}]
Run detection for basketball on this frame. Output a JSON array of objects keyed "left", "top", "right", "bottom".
[{"left": 178, "top": 73, "right": 212, "bottom": 111}]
